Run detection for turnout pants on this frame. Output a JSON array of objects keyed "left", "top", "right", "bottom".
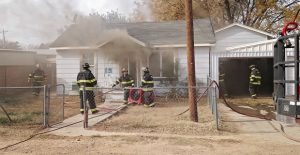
[
  {"left": 123, "top": 88, "right": 130, "bottom": 103},
  {"left": 80, "top": 90, "right": 96, "bottom": 110},
  {"left": 219, "top": 81, "right": 228, "bottom": 97},
  {"left": 249, "top": 84, "right": 259, "bottom": 98},
  {"left": 32, "top": 82, "right": 43, "bottom": 95},
  {"left": 142, "top": 91, "right": 154, "bottom": 105}
]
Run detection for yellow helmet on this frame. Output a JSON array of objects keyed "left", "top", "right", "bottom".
[{"left": 249, "top": 65, "right": 256, "bottom": 69}]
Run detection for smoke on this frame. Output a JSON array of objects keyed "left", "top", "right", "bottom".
[
  {"left": 0, "top": 0, "right": 81, "bottom": 45},
  {"left": 0, "top": 0, "right": 140, "bottom": 46},
  {"left": 132, "top": 0, "right": 154, "bottom": 21}
]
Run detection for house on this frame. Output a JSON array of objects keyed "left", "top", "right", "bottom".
[
  {"left": 51, "top": 18, "right": 289, "bottom": 97},
  {"left": 50, "top": 18, "right": 215, "bottom": 94},
  {"left": 0, "top": 49, "right": 56, "bottom": 87}
]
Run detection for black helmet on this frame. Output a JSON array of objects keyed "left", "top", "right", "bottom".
[
  {"left": 142, "top": 67, "right": 149, "bottom": 73},
  {"left": 83, "top": 63, "right": 90, "bottom": 69}
]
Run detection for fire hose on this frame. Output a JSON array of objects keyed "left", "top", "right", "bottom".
[
  {"left": 177, "top": 80, "right": 300, "bottom": 143},
  {"left": 0, "top": 104, "right": 12, "bottom": 123},
  {"left": 0, "top": 107, "right": 119, "bottom": 151}
]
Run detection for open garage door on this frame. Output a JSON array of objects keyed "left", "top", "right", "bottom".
[{"left": 219, "top": 58, "right": 273, "bottom": 97}]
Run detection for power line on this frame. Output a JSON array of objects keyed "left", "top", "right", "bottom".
[{"left": 2, "top": 29, "right": 8, "bottom": 48}]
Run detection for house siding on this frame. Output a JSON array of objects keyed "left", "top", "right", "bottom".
[
  {"left": 178, "top": 47, "right": 210, "bottom": 86},
  {"left": 56, "top": 51, "right": 81, "bottom": 94},
  {"left": 213, "top": 26, "right": 268, "bottom": 53}
]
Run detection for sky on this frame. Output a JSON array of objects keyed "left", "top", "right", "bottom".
[{"left": 0, "top": 0, "right": 142, "bottom": 46}]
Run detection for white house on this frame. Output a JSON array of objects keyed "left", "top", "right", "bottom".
[
  {"left": 50, "top": 18, "right": 215, "bottom": 94},
  {"left": 51, "top": 18, "right": 291, "bottom": 96}
]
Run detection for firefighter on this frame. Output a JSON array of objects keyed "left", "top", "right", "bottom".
[
  {"left": 249, "top": 65, "right": 262, "bottom": 99},
  {"left": 77, "top": 63, "right": 98, "bottom": 114},
  {"left": 112, "top": 68, "right": 134, "bottom": 104},
  {"left": 219, "top": 65, "right": 229, "bottom": 97},
  {"left": 141, "top": 67, "right": 155, "bottom": 107},
  {"left": 28, "top": 63, "right": 46, "bottom": 96}
]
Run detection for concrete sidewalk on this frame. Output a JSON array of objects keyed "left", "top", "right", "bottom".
[
  {"left": 47, "top": 102, "right": 126, "bottom": 136},
  {"left": 220, "top": 103, "right": 300, "bottom": 144}
]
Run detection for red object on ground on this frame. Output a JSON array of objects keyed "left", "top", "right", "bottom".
[{"left": 128, "top": 88, "right": 143, "bottom": 104}]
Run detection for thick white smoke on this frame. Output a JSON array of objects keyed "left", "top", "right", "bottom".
[{"left": 0, "top": 0, "right": 140, "bottom": 46}]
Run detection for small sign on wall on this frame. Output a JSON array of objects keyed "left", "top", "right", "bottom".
[{"left": 104, "top": 67, "right": 113, "bottom": 77}]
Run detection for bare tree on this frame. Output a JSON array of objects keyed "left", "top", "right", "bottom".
[{"left": 133, "top": 0, "right": 300, "bottom": 33}]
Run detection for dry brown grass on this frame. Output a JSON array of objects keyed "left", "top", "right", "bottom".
[{"left": 92, "top": 100, "right": 227, "bottom": 136}]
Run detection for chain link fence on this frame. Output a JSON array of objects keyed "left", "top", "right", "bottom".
[
  {"left": 0, "top": 84, "right": 66, "bottom": 128},
  {"left": 207, "top": 77, "right": 220, "bottom": 130},
  {"left": 0, "top": 86, "right": 46, "bottom": 126},
  {"left": 47, "top": 84, "right": 65, "bottom": 126},
  {"left": 0, "top": 80, "right": 219, "bottom": 129},
  {"left": 95, "top": 86, "right": 206, "bottom": 105}
]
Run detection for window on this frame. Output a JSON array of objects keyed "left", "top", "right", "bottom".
[
  {"left": 104, "top": 67, "right": 113, "bottom": 77},
  {"left": 149, "top": 51, "right": 177, "bottom": 77}
]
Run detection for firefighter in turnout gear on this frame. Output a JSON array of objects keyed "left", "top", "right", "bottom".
[
  {"left": 77, "top": 63, "right": 98, "bottom": 114},
  {"left": 141, "top": 67, "right": 155, "bottom": 107},
  {"left": 249, "top": 65, "right": 262, "bottom": 99},
  {"left": 112, "top": 68, "right": 134, "bottom": 104},
  {"left": 219, "top": 64, "right": 229, "bottom": 97},
  {"left": 28, "top": 64, "right": 46, "bottom": 96}
]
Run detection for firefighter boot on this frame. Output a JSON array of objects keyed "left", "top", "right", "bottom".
[{"left": 91, "top": 109, "right": 99, "bottom": 114}]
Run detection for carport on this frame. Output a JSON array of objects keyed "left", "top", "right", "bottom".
[
  {"left": 219, "top": 57, "right": 273, "bottom": 96},
  {"left": 210, "top": 39, "right": 276, "bottom": 97}
]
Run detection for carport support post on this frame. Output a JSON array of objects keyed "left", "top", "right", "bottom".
[
  {"left": 294, "top": 34, "right": 299, "bottom": 102},
  {"left": 295, "top": 34, "right": 299, "bottom": 118},
  {"left": 185, "top": 0, "right": 198, "bottom": 122}
]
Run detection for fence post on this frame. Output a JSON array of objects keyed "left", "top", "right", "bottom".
[
  {"left": 213, "top": 86, "right": 219, "bottom": 130},
  {"left": 62, "top": 84, "right": 65, "bottom": 121},
  {"left": 43, "top": 85, "right": 47, "bottom": 127},
  {"left": 46, "top": 85, "right": 51, "bottom": 127},
  {"left": 82, "top": 86, "right": 88, "bottom": 129}
]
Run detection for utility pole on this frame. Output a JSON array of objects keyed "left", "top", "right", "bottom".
[
  {"left": 185, "top": 0, "right": 198, "bottom": 122},
  {"left": 2, "top": 29, "right": 8, "bottom": 48}
]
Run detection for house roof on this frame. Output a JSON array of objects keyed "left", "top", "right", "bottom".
[
  {"left": 50, "top": 19, "right": 106, "bottom": 48},
  {"left": 215, "top": 23, "right": 275, "bottom": 38},
  {"left": 0, "top": 49, "right": 35, "bottom": 53},
  {"left": 50, "top": 18, "right": 216, "bottom": 48}
]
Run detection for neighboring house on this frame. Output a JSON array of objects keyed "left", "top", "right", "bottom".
[
  {"left": 210, "top": 23, "right": 276, "bottom": 96},
  {"left": 50, "top": 18, "right": 215, "bottom": 94},
  {"left": 0, "top": 49, "right": 56, "bottom": 87}
]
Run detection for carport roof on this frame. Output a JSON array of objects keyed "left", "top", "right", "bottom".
[{"left": 50, "top": 18, "right": 216, "bottom": 48}]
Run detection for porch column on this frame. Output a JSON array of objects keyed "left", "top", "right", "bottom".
[
  {"left": 94, "top": 51, "right": 98, "bottom": 79},
  {"left": 135, "top": 57, "right": 140, "bottom": 86},
  {"left": 160, "top": 51, "right": 163, "bottom": 77},
  {"left": 173, "top": 49, "right": 176, "bottom": 76},
  {"left": 127, "top": 56, "right": 130, "bottom": 73}
]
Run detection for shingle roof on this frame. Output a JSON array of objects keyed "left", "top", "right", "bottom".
[{"left": 50, "top": 18, "right": 216, "bottom": 48}]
